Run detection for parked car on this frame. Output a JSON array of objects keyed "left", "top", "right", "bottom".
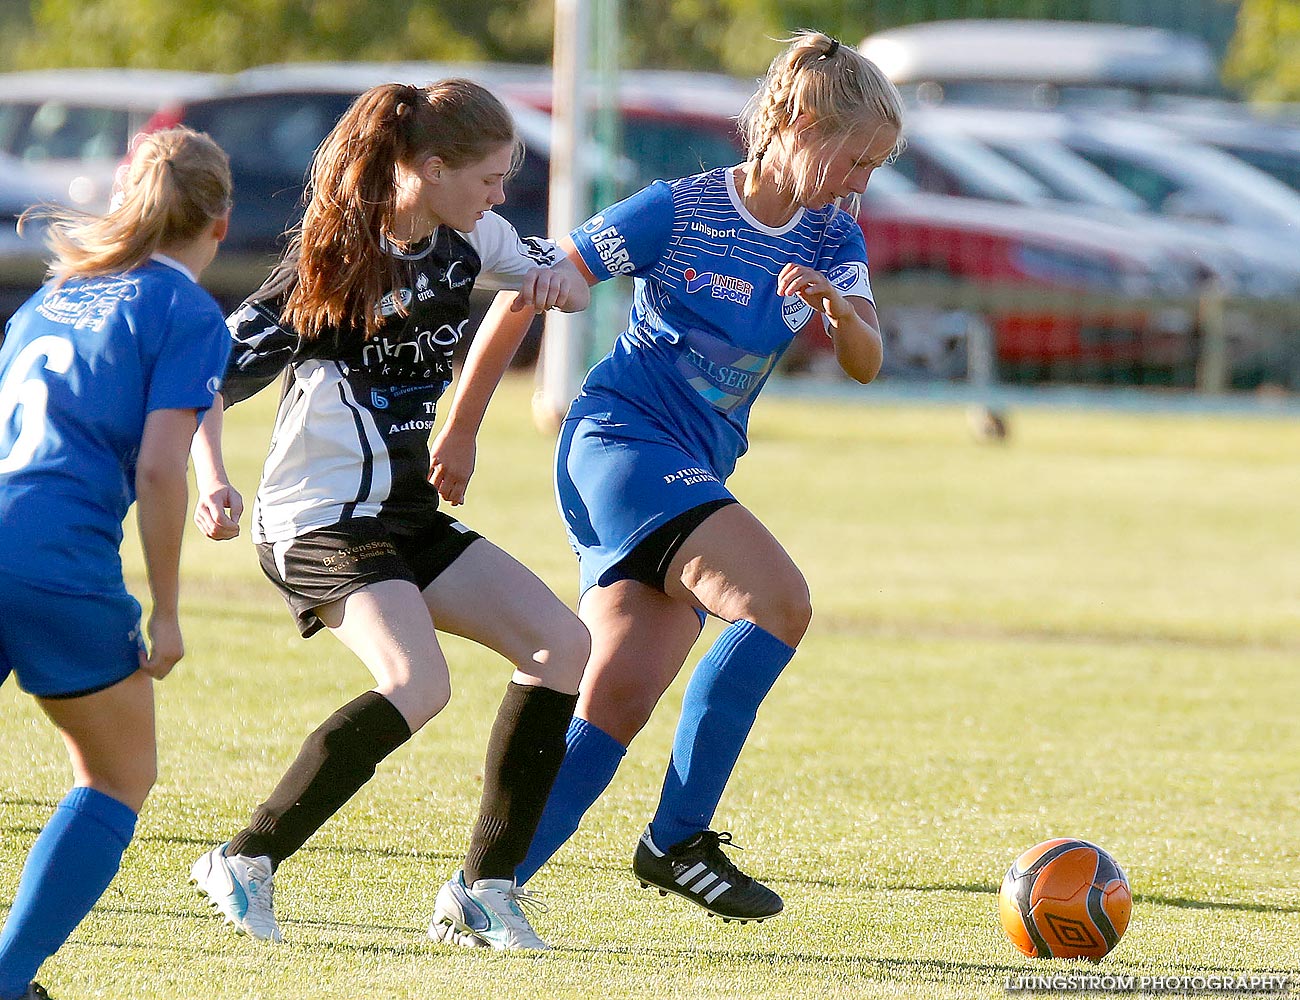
[
  {"left": 852, "top": 166, "right": 1207, "bottom": 384},
  {"left": 0, "top": 152, "right": 65, "bottom": 324},
  {"left": 893, "top": 108, "right": 1300, "bottom": 302},
  {"left": 498, "top": 69, "right": 752, "bottom": 190},
  {"left": 0, "top": 68, "right": 221, "bottom": 209},
  {"left": 137, "top": 61, "right": 582, "bottom": 362},
  {"left": 1036, "top": 113, "right": 1300, "bottom": 236},
  {"left": 1128, "top": 106, "right": 1300, "bottom": 193},
  {"left": 858, "top": 19, "right": 1223, "bottom": 109}
]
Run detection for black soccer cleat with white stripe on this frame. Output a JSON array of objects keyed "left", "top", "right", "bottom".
[{"left": 632, "top": 826, "right": 783, "bottom": 923}]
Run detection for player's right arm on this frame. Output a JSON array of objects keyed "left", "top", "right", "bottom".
[{"left": 136, "top": 407, "right": 201, "bottom": 678}]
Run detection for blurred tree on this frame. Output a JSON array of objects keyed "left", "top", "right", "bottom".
[
  {"left": 5, "top": 0, "right": 1249, "bottom": 82},
  {"left": 12, "top": 0, "right": 549, "bottom": 70},
  {"left": 0, "top": 3, "right": 33, "bottom": 70},
  {"left": 1224, "top": 0, "right": 1300, "bottom": 101}
]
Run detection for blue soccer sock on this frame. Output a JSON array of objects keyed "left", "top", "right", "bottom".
[
  {"left": 0, "top": 786, "right": 137, "bottom": 1000},
  {"left": 650, "top": 620, "right": 794, "bottom": 850},
  {"left": 515, "top": 717, "right": 626, "bottom": 885}
]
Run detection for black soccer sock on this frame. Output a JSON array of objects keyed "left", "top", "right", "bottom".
[
  {"left": 463, "top": 682, "right": 578, "bottom": 884},
  {"left": 228, "top": 691, "right": 412, "bottom": 867}
]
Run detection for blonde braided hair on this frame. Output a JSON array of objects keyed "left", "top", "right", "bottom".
[{"left": 739, "top": 31, "right": 905, "bottom": 203}]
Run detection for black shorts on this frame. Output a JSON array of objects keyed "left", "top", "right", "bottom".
[
  {"left": 608, "top": 498, "right": 736, "bottom": 593},
  {"left": 257, "top": 514, "right": 482, "bottom": 638}
]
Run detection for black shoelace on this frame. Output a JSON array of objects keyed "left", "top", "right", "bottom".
[{"left": 692, "top": 830, "right": 752, "bottom": 888}]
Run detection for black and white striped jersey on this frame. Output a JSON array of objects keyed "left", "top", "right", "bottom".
[{"left": 221, "top": 211, "right": 558, "bottom": 544}]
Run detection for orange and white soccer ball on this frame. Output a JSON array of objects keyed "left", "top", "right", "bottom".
[{"left": 998, "top": 838, "right": 1132, "bottom": 960}]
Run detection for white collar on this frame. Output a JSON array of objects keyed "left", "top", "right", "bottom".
[
  {"left": 724, "top": 165, "right": 806, "bottom": 237},
  {"left": 150, "top": 252, "right": 197, "bottom": 283}
]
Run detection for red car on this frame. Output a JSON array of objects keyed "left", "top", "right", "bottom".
[
  {"left": 508, "top": 71, "right": 1200, "bottom": 384},
  {"left": 854, "top": 168, "right": 1200, "bottom": 383}
]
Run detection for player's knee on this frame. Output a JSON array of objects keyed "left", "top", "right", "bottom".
[
  {"left": 87, "top": 759, "right": 155, "bottom": 813},
  {"left": 582, "top": 675, "right": 659, "bottom": 745},
  {"left": 750, "top": 575, "right": 813, "bottom": 646},
  {"left": 382, "top": 670, "right": 451, "bottom": 730},
  {"left": 518, "top": 610, "right": 591, "bottom": 693},
  {"left": 418, "top": 677, "right": 453, "bottom": 723},
  {"left": 547, "top": 614, "right": 592, "bottom": 689}
]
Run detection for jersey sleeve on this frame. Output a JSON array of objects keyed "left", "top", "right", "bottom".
[
  {"left": 143, "top": 290, "right": 232, "bottom": 417},
  {"left": 466, "top": 211, "right": 561, "bottom": 287},
  {"left": 220, "top": 299, "right": 300, "bottom": 406},
  {"left": 570, "top": 180, "right": 675, "bottom": 282},
  {"left": 822, "top": 211, "right": 874, "bottom": 304}
]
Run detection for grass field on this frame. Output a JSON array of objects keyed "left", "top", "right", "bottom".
[{"left": 3, "top": 375, "right": 1299, "bottom": 999}]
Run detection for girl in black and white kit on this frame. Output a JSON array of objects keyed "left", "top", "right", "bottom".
[{"left": 188, "top": 80, "right": 591, "bottom": 951}]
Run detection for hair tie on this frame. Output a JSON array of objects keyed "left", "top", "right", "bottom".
[
  {"left": 823, "top": 38, "right": 840, "bottom": 58},
  {"left": 394, "top": 84, "right": 422, "bottom": 120}
]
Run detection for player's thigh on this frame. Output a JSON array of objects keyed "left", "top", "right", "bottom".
[
  {"left": 556, "top": 413, "right": 735, "bottom": 597},
  {"left": 422, "top": 539, "right": 588, "bottom": 693},
  {"left": 319, "top": 578, "right": 451, "bottom": 728},
  {"left": 38, "top": 669, "right": 157, "bottom": 812},
  {"left": 575, "top": 580, "right": 703, "bottom": 744},
  {"left": 662, "top": 503, "right": 811, "bottom": 645}
]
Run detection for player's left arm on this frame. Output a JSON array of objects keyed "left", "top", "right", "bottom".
[
  {"left": 135, "top": 407, "right": 200, "bottom": 679},
  {"left": 429, "top": 291, "right": 534, "bottom": 505},
  {"left": 776, "top": 262, "right": 883, "bottom": 384}
]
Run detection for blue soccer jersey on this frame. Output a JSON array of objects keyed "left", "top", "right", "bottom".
[
  {"left": 558, "top": 166, "right": 875, "bottom": 595},
  {"left": 0, "top": 257, "right": 230, "bottom": 595},
  {"left": 568, "top": 165, "right": 873, "bottom": 479}
]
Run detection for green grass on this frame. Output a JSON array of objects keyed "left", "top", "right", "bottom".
[{"left": 3, "top": 377, "right": 1299, "bottom": 999}]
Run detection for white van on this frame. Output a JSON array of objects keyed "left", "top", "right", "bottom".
[{"left": 859, "top": 20, "right": 1221, "bottom": 108}]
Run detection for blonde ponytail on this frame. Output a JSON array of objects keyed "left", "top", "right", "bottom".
[{"left": 22, "top": 127, "right": 231, "bottom": 285}]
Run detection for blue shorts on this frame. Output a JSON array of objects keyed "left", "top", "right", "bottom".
[
  {"left": 555, "top": 412, "right": 735, "bottom": 597},
  {"left": 0, "top": 574, "right": 144, "bottom": 698}
]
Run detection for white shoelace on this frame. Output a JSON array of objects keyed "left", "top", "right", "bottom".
[
  {"left": 239, "top": 858, "right": 279, "bottom": 932},
  {"left": 479, "top": 883, "right": 548, "bottom": 943},
  {"left": 507, "top": 885, "right": 549, "bottom": 919}
]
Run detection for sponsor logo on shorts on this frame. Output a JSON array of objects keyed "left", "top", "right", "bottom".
[
  {"left": 663, "top": 466, "right": 720, "bottom": 487},
  {"left": 321, "top": 540, "right": 398, "bottom": 571},
  {"left": 388, "top": 418, "right": 436, "bottom": 433}
]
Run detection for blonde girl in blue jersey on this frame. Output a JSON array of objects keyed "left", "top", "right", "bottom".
[
  {"left": 430, "top": 31, "right": 903, "bottom": 926},
  {"left": 0, "top": 128, "right": 232, "bottom": 1000}
]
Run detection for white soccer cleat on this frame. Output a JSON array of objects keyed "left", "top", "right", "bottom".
[
  {"left": 428, "top": 870, "right": 550, "bottom": 951},
  {"left": 191, "top": 843, "right": 284, "bottom": 943}
]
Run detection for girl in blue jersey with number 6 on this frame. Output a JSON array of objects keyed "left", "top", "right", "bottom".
[
  {"left": 0, "top": 128, "right": 232, "bottom": 1000},
  {"left": 430, "top": 32, "right": 903, "bottom": 924}
]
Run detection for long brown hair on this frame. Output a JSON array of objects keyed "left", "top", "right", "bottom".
[
  {"left": 279, "top": 79, "right": 521, "bottom": 341},
  {"left": 21, "top": 127, "right": 231, "bottom": 284},
  {"left": 740, "top": 31, "right": 906, "bottom": 204}
]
